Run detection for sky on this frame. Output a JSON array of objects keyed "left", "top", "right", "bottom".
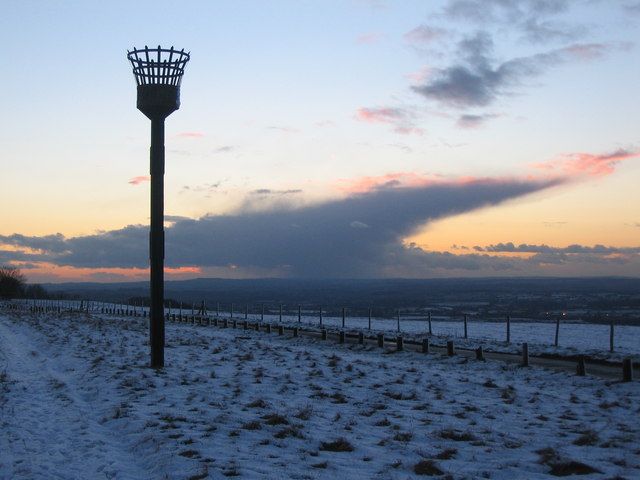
[{"left": 1, "top": 0, "right": 639, "bottom": 282}]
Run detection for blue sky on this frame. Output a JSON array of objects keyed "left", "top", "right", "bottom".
[{"left": 1, "top": 0, "right": 639, "bottom": 281}]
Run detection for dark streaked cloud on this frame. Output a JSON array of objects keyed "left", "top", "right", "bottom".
[
  {"left": 250, "top": 189, "right": 303, "bottom": 196},
  {"left": 213, "top": 146, "right": 235, "bottom": 154},
  {"left": 404, "top": 25, "right": 448, "bottom": 45},
  {"left": 0, "top": 177, "right": 561, "bottom": 277},
  {"left": 0, "top": 233, "right": 67, "bottom": 254},
  {"left": 180, "top": 182, "right": 223, "bottom": 194},
  {"left": 444, "top": 0, "right": 579, "bottom": 43},
  {"left": 411, "top": 31, "right": 611, "bottom": 109},
  {"left": 476, "top": 242, "right": 640, "bottom": 254},
  {"left": 625, "top": 2, "right": 640, "bottom": 14},
  {"left": 456, "top": 113, "right": 500, "bottom": 128}
]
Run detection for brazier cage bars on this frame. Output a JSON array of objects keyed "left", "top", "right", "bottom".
[{"left": 127, "top": 45, "right": 190, "bottom": 87}]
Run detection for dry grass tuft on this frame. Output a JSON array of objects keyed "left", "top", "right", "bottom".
[
  {"left": 413, "top": 460, "right": 444, "bottom": 476},
  {"left": 320, "top": 438, "right": 354, "bottom": 452}
]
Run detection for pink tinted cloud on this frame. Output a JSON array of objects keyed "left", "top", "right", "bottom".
[
  {"left": 532, "top": 149, "right": 639, "bottom": 178},
  {"left": 404, "top": 66, "right": 433, "bottom": 84},
  {"left": 393, "top": 126, "right": 425, "bottom": 136},
  {"left": 334, "top": 172, "right": 496, "bottom": 194},
  {"left": 356, "top": 32, "right": 384, "bottom": 44},
  {"left": 176, "top": 132, "right": 205, "bottom": 138},
  {"left": 562, "top": 43, "right": 608, "bottom": 61},
  {"left": 128, "top": 175, "right": 150, "bottom": 185},
  {"left": 355, "top": 107, "right": 408, "bottom": 124},
  {"left": 356, "top": 107, "right": 425, "bottom": 136}
]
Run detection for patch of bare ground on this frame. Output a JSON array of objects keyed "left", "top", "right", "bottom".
[
  {"left": 320, "top": 438, "right": 354, "bottom": 452},
  {"left": 439, "top": 429, "right": 476, "bottom": 442},
  {"left": 536, "top": 447, "right": 602, "bottom": 477},
  {"left": 413, "top": 460, "right": 444, "bottom": 476}
]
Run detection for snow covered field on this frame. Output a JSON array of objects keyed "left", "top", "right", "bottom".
[{"left": 1, "top": 310, "right": 638, "bottom": 479}]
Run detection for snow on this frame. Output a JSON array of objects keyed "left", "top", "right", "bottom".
[{"left": 1, "top": 309, "right": 639, "bottom": 479}]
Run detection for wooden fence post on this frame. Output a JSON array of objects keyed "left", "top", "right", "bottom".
[
  {"left": 396, "top": 310, "right": 400, "bottom": 333},
  {"left": 576, "top": 355, "right": 586, "bottom": 376},
  {"left": 266, "top": 323, "right": 272, "bottom": 334},
  {"left": 506, "top": 315, "right": 511, "bottom": 343},
  {"left": 342, "top": 307, "right": 345, "bottom": 328},
  {"left": 321, "top": 328, "right": 327, "bottom": 340},
  {"left": 377, "top": 333, "right": 384, "bottom": 348},
  {"left": 428, "top": 311, "right": 432, "bottom": 335},
  {"left": 339, "top": 331, "right": 345, "bottom": 344},
  {"left": 555, "top": 315, "right": 560, "bottom": 347},
  {"left": 396, "top": 336, "right": 403, "bottom": 352},
  {"left": 447, "top": 340, "right": 455, "bottom": 356},
  {"left": 422, "top": 338, "right": 429, "bottom": 354},
  {"left": 368, "top": 307, "right": 372, "bottom": 330},
  {"left": 464, "top": 314, "right": 468, "bottom": 339},
  {"left": 298, "top": 305, "right": 301, "bottom": 323},
  {"left": 475, "top": 346, "right": 484, "bottom": 361},
  {"left": 279, "top": 304, "right": 282, "bottom": 322},
  {"left": 261, "top": 304, "right": 264, "bottom": 321},
  {"left": 622, "top": 358, "right": 633, "bottom": 382},
  {"left": 609, "top": 319, "right": 614, "bottom": 353},
  {"left": 319, "top": 306, "right": 323, "bottom": 326},
  {"left": 278, "top": 325, "right": 284, "bottom": 336}
]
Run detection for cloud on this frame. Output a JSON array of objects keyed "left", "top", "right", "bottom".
[
  {"left": 176, "top": 132, "right": 205, "bottom": 138},
  {"left": 411, "top": 31, "right": 611, "bottom": 109},
  {"left": 0, "top": 176, "right": 561, "bottom": 277},
  {"left": 180, "top": 182, "right": 223, "bottom": 196},
  {"left": 128, "top": 175, "right": 150, "bottom": 185},
  {"left": 476, "top": 242, "right": 640, "bottom": 254},
  {"left": 266, "top": 126, "right": 299, "bottom": 134},
  {"left": 625, "top": 2, "right": 640, "bottom": 14},
  {"left": 456, "top": 113, "right": 500, "bottom": 128},
  {"left": 356, "top": 32, "right": 384, "bottom": 44},
  {"left": 334, "top": 172, "right": 436, "bottom": 194},
  {"left": 213, "top": 146, "right": 235, "bottom": 154},
  {"left": 444, "top": 0, "right": 570, "bottom": 22},
  {"left": 355, "top": 107, "right": 424, "bottom": 135},
  {"left": 349, "top": 221, "right": 370, "bottom": 229},
  {"left": 355, "top": 107, "right": 411, "bottom": 124},
  {"left": 250, "top": 189, "right": 303, "bottom": 196},
  {"left": 404, "top": 25, "right": 448, "bottom": 45},
  {"left": 532, "top": 149, "right": 639, "bottom": 177},
  {"left": 443, "top": 0, "right": 581, "bottom": 44}
]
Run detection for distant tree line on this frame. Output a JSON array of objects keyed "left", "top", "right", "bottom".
[{"left": 0, "top": 266, "right": 49, "bottom": 299}]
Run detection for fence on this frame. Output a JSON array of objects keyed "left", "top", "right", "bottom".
[
  {"left": 5, "top": 297, "right": 638, "bottom": 356},
  {"left": 3, "top": 297, "right": 636, "bottom": 382}
]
